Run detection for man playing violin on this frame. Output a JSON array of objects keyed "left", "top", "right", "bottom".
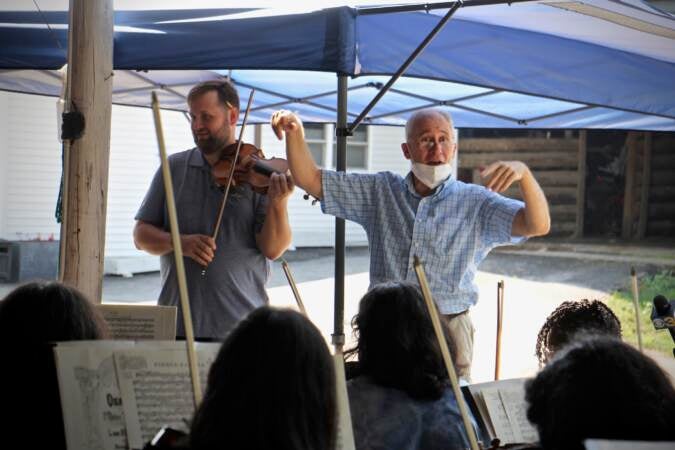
[
  {"left": 134, "top": 80, "right": 294, "bottom": 340},
  {"left": 272, "top": 108, "right": 550, "bottom": 380}
]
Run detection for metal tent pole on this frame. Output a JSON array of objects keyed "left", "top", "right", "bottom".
[{"left": 333, "top": 74, "right": 349, "bottom": 352}]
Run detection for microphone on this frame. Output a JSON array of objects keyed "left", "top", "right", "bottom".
[
  {"left": 651, "top": 295, "right": 675, "bottom": 330},
  {"left": 651, "top": 295, "right": 675, "bottom": 357}
]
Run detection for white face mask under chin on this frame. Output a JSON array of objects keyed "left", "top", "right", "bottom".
[{"left": 411, "top": 162, "right": 452, "bottom": 189}]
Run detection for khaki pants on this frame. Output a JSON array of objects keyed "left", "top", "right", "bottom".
[{"left": 442, "top": 311, "right": 475, "bottom": 382}]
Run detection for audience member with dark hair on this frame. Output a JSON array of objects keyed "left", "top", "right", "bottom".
[
  {"left": 526, "top": 336, "right": 675, "bottom": 450},
  {"left": 190, "top": 306, "right": 336, "bottom": 450},
  {"left": 346, "top": 281, "right": 480, "bottom": 450},
  {"left": 0, "top": 281, "right": 108, "bottom": 450},
  {"left": 535, "top": 299, "right": 621, "bottom": 366}
]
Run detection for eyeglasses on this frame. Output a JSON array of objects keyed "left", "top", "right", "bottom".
[{"left": 415, "top": 138, "right": 454, "bottom": 149}]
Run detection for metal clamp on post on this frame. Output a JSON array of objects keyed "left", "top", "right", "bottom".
[
  {"left": 61, "top": 110, "right": 85, "bottom": 140},
  {"left": 335, "top": 127, "right": 353, "bottom": 138},
  {"left": 332, "top": 333, "right": 346, "bottom": 347}
]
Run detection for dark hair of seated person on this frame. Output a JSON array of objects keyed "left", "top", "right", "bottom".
[
  {"left": 190, "top": 306, "right": 336, "bottom": 450},
  {"left": 0, "top": 281, "right": 108, "bottom": 450},
  {"left": 526, "top": 336, "right": 675, "bottom": 450},
  {"left": 535, "top": 299, "right": 621, "bottom": 366},
  {"left": 0, "top": 280, "right": 108, "bottom": 342},
  {"left": 345, "top": 281, "right": 456, "bottom": 400}
]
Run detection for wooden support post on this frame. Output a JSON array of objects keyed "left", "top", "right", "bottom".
[
  {"left": 637, "top": 132, "right": 652, "bottom": 239},
  {"left": 60, "top": 0, "right": 113, "bottom": 303},
  {"left": 622, "top": 132, "right": 638, "bottom": 239},
  {"left": 574, "top": 131, "right": 587, "bottom": 238}
]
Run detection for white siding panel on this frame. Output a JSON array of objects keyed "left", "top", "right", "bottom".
[
  {"left": 258, "top": 125, "right": 368, "bottom": 247},
  {"left": 3, "top": 93, "right": 61, "bottom": 241},
  {"left": 369, "top": 126, "right": 408, "bottom": 175},
  {"left": 0, "top": 93, "right": 9, "bottom": 236},
  {"left": 106, "top": 104, "right": 195, "bottom": 258}
]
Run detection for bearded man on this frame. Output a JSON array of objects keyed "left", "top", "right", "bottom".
[{"left": 134, "top": 80, "right": 294, "bottom": 339}]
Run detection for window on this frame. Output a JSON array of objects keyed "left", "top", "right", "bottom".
[
  {"left": 304, "top": 124, "right": 327, "bottom": 167},
  {"left": 332, "top": 126, "right": 368, "bottom": 170}
]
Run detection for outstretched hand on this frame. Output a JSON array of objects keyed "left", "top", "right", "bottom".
[
  {"left": 271, "top": 110, "right": 303, "bottom": 140},
  {"left": 480, "top": 161, "right": 529, "bottom": 193}
]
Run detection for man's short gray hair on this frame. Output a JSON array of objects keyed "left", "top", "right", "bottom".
[{"left": 405, "top": 109, "right": 454, "bottom": 141}]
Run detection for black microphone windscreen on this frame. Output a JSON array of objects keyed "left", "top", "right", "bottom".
[{"left": 653, "top": 295, "right": 670, "bottom": 315}]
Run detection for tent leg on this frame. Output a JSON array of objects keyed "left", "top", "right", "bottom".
[{"left": 332, "top": 74, "right": 348, "bottom": 352}]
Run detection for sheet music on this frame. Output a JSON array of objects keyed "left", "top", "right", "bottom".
[
  {"left": 54, "top": 341, "right": 135, "bottom": 450},
  {"left": 482, "top": 388, "right": 516, "bottom": 444},
  {"left": 97, "top": 304, "right": 177, "bottom": 340},
  {"left": 500, "top": 385, "right": 538, "bottom": 443},
  {"left": 114, "top": 342, "right": 220, "bottom": 450},
  {"left": 469, "top": 389, "right": 496, "bottom": 439},
  {"left": 468, "top": 378, "right": 538, "bottom": 445}
]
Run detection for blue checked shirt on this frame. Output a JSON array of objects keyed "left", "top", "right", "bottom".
[{"left": 321, "top": 170, "right": 525, "bottom": 314}]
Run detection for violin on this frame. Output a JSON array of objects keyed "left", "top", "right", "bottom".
[{"left": 211, "top": 141, "right": 289, "bottom": 195}]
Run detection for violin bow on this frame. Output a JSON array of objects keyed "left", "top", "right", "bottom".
[
  {"left": 151, "top": 91, "right": 202, "bottom": 407},
  {"left": 280, "top": 259, "right": 307, "bottom": 315},
  {"left": 495, "top": 280, "right": 504, "bottom": 381},
  {"left": 202, "top": 89, "right": 255, "bottom": 276},
  {"left": 413, "top": 255, "right": 480, "bottom": 450}
]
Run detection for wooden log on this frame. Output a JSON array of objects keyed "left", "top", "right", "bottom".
[
  {"left": 60, "top": 0, "right": 113, "bottom": 303},
  {"left": 637, "top": 133, "right": 652, "bottom": 239},
  {"left": 648, "top": 202, "right": 675, "bottom": 219},
  {"left": 503, "top": 186, "right": 577, "bottom": 203},
  {"left": 646, "top": 220, "right": 675, "bottom": 236},
  {"left": 575, "top": 131, "right": 587, "bottom": 238},
  {"left": 459, "top": 137, "right": 577, "bottom": 153},
  {"left": 549, "top": 221, "right": 576, "bottom": 235},
  {"left": 652, "top": 135, "right": 675, "bottom": 154},
  {"left": 550, "top": 204, "right": 577, "bottom": 221},
  {"left": 459, "top": 152, "right": 578, "bottom": 170},
  {"left": 622, "top": 132, "right": 638, "bottom": 239},
  {"left": 530, "top": 170, "right": 577, "bottom": 186},
  {"left": 652, "top": 154, "right": 675, "bottom": 170},
  {"left": 649, "top": 185, "right": 675, "bottom": 200},
  {"left": 478, "top": 170, "right": 576, "bottom": 186},
  {"left": 649, "top": 169, "right": 675, "bottom": 186}
]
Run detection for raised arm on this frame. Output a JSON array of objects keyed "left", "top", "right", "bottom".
[
  {"left": 481, "top": 161, "right": 551, "bottom": 237},
  {"left": 271, "top": 110, "right": 323, "bottom": 200},
  {"left": 255, "top": 173, "right": 294, "bottom": 260}
]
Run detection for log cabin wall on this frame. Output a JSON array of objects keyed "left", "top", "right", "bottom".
[
  {"left": 458, "top": 131, "right": 674, "bottom": 240},
  {"left": 457, "top": 135, "right": 579, "bottom": 237},
  {"left": 631, "top": 132, "right": 675, "bottom": 238}
]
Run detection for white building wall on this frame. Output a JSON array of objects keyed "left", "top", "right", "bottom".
[
  {"left": 106, "top": 104, "right": 194, "bottom": 259},
  {"left": 257, "top": 123, "right": 374, "bottom": 248},
  {"left": 1, "top": 92, "right": 61, "bottom": 241},
  {"left": 0, "top": 92, "right": 417, "bottom": 273},
  {"left": 0, "top": 92, "right": 8, "bottom": 239},
  {"left": 369, "top": 126, "right": 407, "bottom": 174}
]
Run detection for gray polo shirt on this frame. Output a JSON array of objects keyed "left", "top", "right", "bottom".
[{"left": 135, "top": 148, "right": 270, "bottom": 339}]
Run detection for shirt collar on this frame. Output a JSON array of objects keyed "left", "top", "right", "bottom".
[
  {"left": 188, "top": 148, "right": 209, "bottom": 168},
  {"left": 404, "top": 171, "right": 455, "bottom": 198}
]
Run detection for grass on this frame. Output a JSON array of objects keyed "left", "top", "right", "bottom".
[{"left": 606, "top": 271, "right": 675, "bottom": 355}]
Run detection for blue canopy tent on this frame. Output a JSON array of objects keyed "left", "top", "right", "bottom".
[
  {"left": 1, "top": 0, "right": 674, "bottom": 129},
  {"left": 1, "top": 0, "right": 674, "bottom": 346}
]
